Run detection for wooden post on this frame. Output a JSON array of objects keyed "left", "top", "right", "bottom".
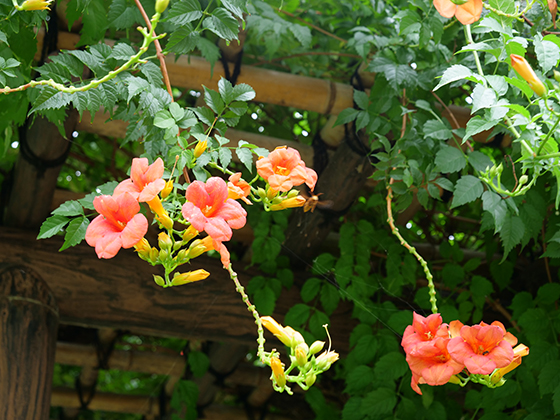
[{"left": 0, "top": 265, "right": 59, "bottom": 420}]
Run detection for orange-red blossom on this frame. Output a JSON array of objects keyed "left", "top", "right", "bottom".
[{"left": 433, "top": 0, "right": 482, "bottom": 25}]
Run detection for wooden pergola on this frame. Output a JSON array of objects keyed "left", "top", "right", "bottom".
[{"left": 0, "top": 28, "right": 483, "bottom": 420}]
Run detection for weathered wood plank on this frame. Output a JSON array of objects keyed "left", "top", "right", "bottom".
[
  {"left": 0, "top": 227, "right": 353, "bottom": 351},
  {"left": 0, "top": 265, "right": 59, "bottom": 420}
]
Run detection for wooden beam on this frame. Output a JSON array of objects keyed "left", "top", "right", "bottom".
[
  {"left": 0, "top": 265, "right": 59, "bottom": 420},
  {"left": 0, "top": 227, "right": 353, "bottom": 351}
]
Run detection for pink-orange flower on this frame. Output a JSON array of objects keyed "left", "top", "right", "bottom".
[
  {"left": 85, "top": 192, "right": 148, "bottom": 259},
  {"left": 227, "top": 172, "right": 252, "bottom": 205},
  {"left": 433, "top": 0, "right": 482, "bottom": 25},
  {"left": 401, "top": 312, "right": 463, "bottom": 394},
  {"left": 182, "top": 177, "right": 247, "bottom": 242},
  {"left": 256, "top": 147, "right": 317, "bottom": 193},
  {"left": 447, "top": 320, "right": 516, "bottom": 375},
  {"left": 114, "top": 157, "right": 166, "bottom": 202}
]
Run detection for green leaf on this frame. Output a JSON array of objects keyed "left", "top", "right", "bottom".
[
  {"left": 166, "top": 27, "right": 199, "bottom": 55},
  {"left": 539, "top": 360, "right": 560, "bottom": 395},
  {"left": 354, "top": 90, "right": 369, "bottom": 110},
  {"left": 309, "top": 310, "right": 329, "bottom": 338},
  {"left": 345, "top": 365, "right": 374, "bottom": 394},
  {"left": 196, "top": 37, "right": 221, "bottom": 69},
  {"left": 231, "top": 83, "right": 256, "bottom": 102},
  {"left": 235, "top": 146, "right": 253, "bottom": 172},
  {"left": 289, "top": 23, "right": 312, "bottom": 48},
  {"left": 536, "top": 283, "right": 560, "bottom": 306},
  {"left": 335, "top": 108, "right": 360, "bottom": 126},
  {"left": 59, "top": 216, "right": 89, "bottom": 251},
  {"left": 534, "top": 35, "right": 560, "bottom": 73},
  {"left": 218, "top": 147, "right": 232, "bottom": 168},
  {"left": 555, "top": 384, "right": 560, "bottom": 415},
  {"left": 435, "top": 146, "right": 466, "bottom": 173},
  {"left": 351, "top": 334, "right": 378, "bottom": 364},
  {"left": 505, "top": 76, "right": 534, "bottom": 100},
  {"left": 320, "top": 283, "right": 340, "bottom": 315},
  {"left": 221, "top": 0, "right": 247, "bottom": 20},
  {"left": 203, "top": 7, "right": 239, "bottom": 41},
  {"left": 154, "top": 111, "right": 175, "bottom": 129},
  {"left": 37, "top": 215, "right": 70, "bottom": 239},
  {"left": 31, "top": 87, "right": 72, "bottom": 114},
  {"left": 360, "top": 388, "right": 397, "bottom": 418},
  {"left": 472, "top": 84, "right": 497, "bottom": 113},
  {"left": 424, "top": 119, "right": 453, "bottom": 140},
  {"left": 188, "top": 351, "right": 210, "bottom": 378},
  {"left": 140, "top": 61, "right": 163, "bottom": 86},
  {"left": 450, "top": 175, "right": 483, "bottom": 208},
  {"left": 463, "top": 116, "right": 499, "bottom": 143},
  {"left": 489, "top": 0, "right": 515, "bottom": 14},
  {"left": 203, "top": 86, "right": 225, "bottom": 114},
  {"left": 373, "top": 352, "right": 407, "bottom": 381},
  {"left": 468, "top": 151, "right": 493, "bottom": 173},
  {"left": 434, "top": 65, "right": 475, "bottom": 91},
  {"left": 52, "top": 200, "right": 84, "bottom": 217},
  {"left": 284, "top": 303, "right": 310, "bottom": 328},
  {"left": 301, "top": 277, "right": 321, "bottom": 302},
  {"left": 482, "top": 191, "right": 507, "bottom": 232},
  {"left": 166, "top": 0, "right": 203, "bottom": 25},
  {"left": 499, "top": 214, "right": 525, "bottom": 260}
]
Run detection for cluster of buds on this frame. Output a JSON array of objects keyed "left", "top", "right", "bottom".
[
  {"left": 401, "top": 312, "right": 529, "bottom": 395},
  {"left": 257, "top": 187, "right": 307, "bottom": 211},
  {"left": 260, "top": 316, "right": 339, "bottom": 394}
]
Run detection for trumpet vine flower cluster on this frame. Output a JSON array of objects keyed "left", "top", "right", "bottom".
[
  {"left": 402, "top": 313, "right": 529, "bottom": 394},
  {"left": 260, "top": 316, "right": 339, "bottom": 394}
]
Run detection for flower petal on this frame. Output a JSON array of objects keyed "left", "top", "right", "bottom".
[{"left": 120, "top": 213, "right": 149, "bottom": 248}]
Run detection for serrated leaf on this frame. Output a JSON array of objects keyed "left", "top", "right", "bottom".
[
  {"left": 30, "top": 87, "right": 72, "bottom": 114},
  {"left": 284, "top": 303, "right": 310, "bottom": 328},
  {"left": 499, "top": 213, "right": 525, "bottom": 259},
  {"left": 59, "top": 216, "right": 89, "bottom": 251},
  {"left": 254, "top": 286, "right": 275, "bottom": 315},
  {"left": 373, "top": 352, "right": 407, "bottom": 381},
  {"left": 301, "top": 277, "right": 321, "bottom": 303},
  {"left": 196, "top": 37, "right": 220, "bottom": 69},
  {"left": 451, "top": 175, "right": 483, "bottom": 208},
  {"left": 222, "top": 0, "right": 247, "bottom": 19},
  {"left": 534, "top": 35, "right": 560, "bottom": 73},
  {"left": 203, "top": 85, "right": 225, "bottom": 114},
  {"left": 289, "top": 23, "right": 312, "bottom": 48},
  {"left": 539, "top": 360, "right": 560, "bottom": 395},
  {"left": 194, "top": 106, "right": 215, "bottom": 126},
  {"left": 482, "top": 191, "right": 507, "bottom": 232},
  {"left": 468, "top": 151, "right": 493, "bottom": 172},
  {"left": 360, "top": 388, "right": 397, "bottom": 417},
  {"left": 320, "top": 283, "right": 340, "bottom": 315},
  {"left": 536, "top": 283, "right": 560, "bottom": 305},
  {"left": 434, "top": 64, "right": 474, "bottom": 91},
  {"left": 203, "top": 8, "right": 239, "bottom": 41},
  {"left": 424, "top": 119, "right": 453, "bottom": 140},
  {"left": 166, "top": 26, "right": 200, "bottom": 55},
  {"left": 218, "top": 147, "right": 232, "bottom": 168},
  {"left": 52, "top": 200, "right": 84, "bottom": 217},
  {"left": 335, "top": 108, "right": 360, "bottom": 126},
  {"left": 140, "top": 61, "right": 163, "bottom": 86},
  {"left": 188, "top": 351, "right": 210, "bottom": 378},
  {"left": 154, "top": 111, "right": 175, "bottom": 129},
  {"left": 231, "top": 83, "right": 256, "bottom": 102},
  {"left": 345, "top": 365, "right": 374, "bottom": 394},
  {"left": 166, "top": 0, "right": 203, "bottom": 25},
  {"left": 472, "top": 84, "right": 497, "bottom": 113},
  {"left": 505, "top": 76, "right": 534, "bottom": 100},
  {"left": 463, "top": 116, "right": 499, "bottom": 143},
  {"left": 37, "top": 215, "right": 70, "bottom": 239},
  {"left": 435, "top": 146, "right": 466, "bottom": 173},
  {"left": 110, "top": 42, "right": 136, "bottom": 60},
  {"left": 236, "top": 146, "right": 253, "bottom": 172}
]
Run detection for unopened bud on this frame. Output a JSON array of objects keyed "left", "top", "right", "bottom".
[
  {"left": 267, "top": 187, "right": 278, "bottom": 200},
  {"left": 158, "top": 232, "right": 173, "bottom": 251},
  {"left": 287, "top": 189, "right": 299, "bottom": 198},
  {"left": 176, "top": 249, "right": 189, "bottom": 263},
  {"left": 19, "top": 0, "right": 52, "bottom": 10},
  {"left": 270, "top": 356, "right": 286, "bottom": 388},
  {"left": 159, "top": 249, "right": 169, "bottom": 261},
  {"left": 316, "top": 351, "right": 339, "bottom": 371},
  {"left": 305, "top": 372, "right": 316, "bottom": 387},
  {"left": 182, "top": 225, "right": 198, "bottom": 242},
  {"left": 270, "top": 196, "right": 306, "bottom": 211},
  {"left": 171, "top": 269, "right": 210, "bottom": 286},
  {"left": 187, "top": 236, "right": 213, "bottom": 259},
  {"left": 149, "top": 247, "right": 159, "bottom": 262},
  {"left": 156, "top": 213, "right": 174, "bottom": 230},
  {"left": 518, "top": 175, "right": 528, "bottom": 185},
  {"left": 309, "top": 340, "right": 325, "bottom": 355},
  {"left": 194, "top": 139, "right": 207, "bottom": 158},
  {"left": 295, "top": 343, "right": 308, "bottom": 366},
  {"left": 154, "top": 0, "right": 169, "bottom": 14},
  {"left": 257, "top": 188, "right": 267, "bottom": 199},
  {"left": 161, "top": 179, "right": 173, "bottom": 199},
  {"left": 292, "top": 331, "right": 305, "bottom": 347},
  {"left": 134, "top": 238, "right": 151, "bottom": 258},
  {"left": 153, "top": 275, "right": 165, "bottom": 286},
  {"left": 510, "top": 54, "right": 547, "bottom": 97}
]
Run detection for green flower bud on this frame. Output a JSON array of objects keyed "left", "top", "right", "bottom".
[
  {"left": 155, "top": 0, "right": 169, "bottom": 14},
  {"left": 153, "top": 275, "right": 165, "bottom": 286},
  {"left": 309, "top": 340, "right": 325, "bottom": 355}
]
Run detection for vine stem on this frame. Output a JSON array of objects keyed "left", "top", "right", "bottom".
[
  {"left": 226, "top": 264, "right": 266, "bottom": 362},
  {"left": 537, "top": 113, "right": 560, "bottom": 155},
  {"left": 386, "top": 184, "right": 438, "bottom": 314},
  {"left": 133, "top": 0, "right": 173, "bottom": 100},
  {"left": 464, "top": 24, "right": 483, "bottom": 77}
]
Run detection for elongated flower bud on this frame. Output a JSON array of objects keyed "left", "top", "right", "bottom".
[
  {"left": 161, "top": 179, "right": 173, "bottom": 199},
  {"left": 158, "top": 232, "right": 173, "bottom": 251},
  {"left": 270, "top": 196, "right": 306, "bottom": 211},
  {"left": 171, "top": 269, "right": 210, "bottom": 286},
  {"left": 510, "top": 54, "right": 546, "bottom": 97},
  {"left": 261, "top": 316, "right": 294, "bottom": 346},
  {"left": 19, "top": 0, "right": 52, "bottom": 10},
  {"left": 155, "top": 0, "right": 169, "bottom": 14},
  {"left": 270, "top": 356, "right": 286, "bottom": 388},
  {"left": 182, "top": 225, "right": 199, "bottom": 242},
  {"left": 295, "top": 343, "right": 309, "bottom": 366},
  {"left": 153, "top": 275, "right": 165, "bottom": 286}
]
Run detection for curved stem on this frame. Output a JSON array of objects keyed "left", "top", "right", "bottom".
[
  {"left": 464, "top": 24, "right": 483, "bottom": 77},
  {"left": 386, "top": 184, "right": 438, "bottom": 314},
  {"left": 537, "top": 113, "right": 560, "bottom": 155}
]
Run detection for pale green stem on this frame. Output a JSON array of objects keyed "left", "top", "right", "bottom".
[
  {"left": 226, "top": 264, "right": 266, "bottom": 363},
  {"left": 387, "top": 185, "right": 438, "bottom": 314},
  {"left": 464, "top": 24, "right": 483, "bottom": 77},
  {"left": 537, "top": 114, "right": 560, "bottom": 155}
]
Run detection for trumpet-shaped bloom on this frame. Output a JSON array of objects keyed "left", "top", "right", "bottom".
[
  {"left": 256, "top": 147, "right": 317, "bottom": 192},
  {"left": 401, "top": 312, "right": 449, "bottom": 353},
  {"left": 433, "top": 0, "right": 482, "bottom": 25},
  {"left": 227, "top": 172, "right": 252, "bottom": 205},
  {"left": 85, "top": 193, "right": 148, "bottom": 259},
  {"left": 114, "top": 157, "right": 166, "bottom": 202},
  {"left": 510, "top": 54, "right": 547, "bottom": 97},
  {"left": 447, "top": 321, "right": 516, "bottom": 375},
  {"left": 182, "top": 177, "right": 247, "bottom": 242}
]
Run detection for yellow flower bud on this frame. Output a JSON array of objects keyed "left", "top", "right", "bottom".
[
  {"left": 270, "top": 356, "right": 286, "bottom": 388},
  {"left": 194, "top": 139, "right": 207, "bottom": 158},
  {"left": 182, "top": 225, "right": 199, "bottom": 242},
  {"left": 266, "top": 187, "right": 278, "bottom": 200},
  {"left": 270, "top": 196, "right": 307, "bottom": 211},
  {"left": 305, "top": 372, "right": 316, "bottom": 387},
  {"left": 158, "top": 249, "right": 169, "bottom": 262},
  {"left": 158, "top": 232, "right": 173, "bottom": 251},
  {"left": 309, "top": 340, "right": 325, "bottom": 355},
  {"left": 156, "top": 213, "right": 174, "bottom": 230},
  {"left": 510, "top": 54, "right": 547, "bottom": 97},
  {"left": 161, "top": 179, "right": 174, "bottom": 199},
  {"left": 295, "top": 343, "right": 308, "bottom": 366},
  {"left": 149, "top": 247, "right": 159, "bottom": 262},
  {"left": 187, "top": 236, "right": 213, "bottom": 259},
  {"left": 171, "top": 269, "right": 210, "bottom": 286},
  {"left": 154, "top": 0, "right": 169, "bottom": 14},
  {"left": 19, "top": 0, "right": 52, "bottom": 10},
  {"left": 315, "top": 350, "right": 339, "bottom": 371},
  {"left": 176, "top": 249, "right": 189, "bottom": 263},
  {"left": 153, "top": 275, "right": 165, "bottom": 286},
  {"left": 134, "top": 238, "right": 151, "bottom": 258}
]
